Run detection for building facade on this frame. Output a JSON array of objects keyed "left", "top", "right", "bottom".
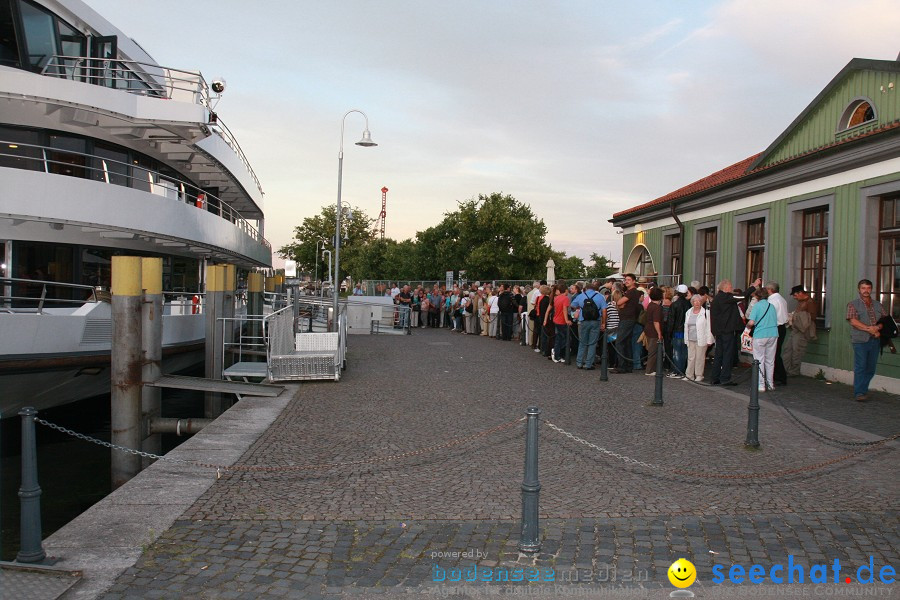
[{"left": 610, "top": 57, "right": 900, "bottom": 393}]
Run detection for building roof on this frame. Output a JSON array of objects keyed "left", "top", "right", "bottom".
[{"left": 611, "top": 153, "right": 761, "bottom": 219}]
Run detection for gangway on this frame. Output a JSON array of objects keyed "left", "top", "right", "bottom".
[{"left": 146, "top": 374, "right": 283, "bottom": 397}]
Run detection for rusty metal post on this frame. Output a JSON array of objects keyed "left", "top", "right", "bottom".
[
  {"left": 204, "top": 265, "right": 226, "bottom": 418},
  {"left": 111, "top": 256, "right": 142, "bottom": 488},
  {"left": 140, "top": 257, "right": 163, "bottom": 467}
]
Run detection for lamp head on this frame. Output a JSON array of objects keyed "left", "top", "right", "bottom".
[{"left": 356, "top": 129, "right": 377, "bottom": 147}]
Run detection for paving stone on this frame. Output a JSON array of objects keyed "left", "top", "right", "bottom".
[{"left": 98, "top": 330, "right": 898, "bottom": 598}]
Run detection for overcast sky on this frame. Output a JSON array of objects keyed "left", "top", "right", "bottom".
[{"left": 89, "top": 0, "right": 900, "bottom": 267}]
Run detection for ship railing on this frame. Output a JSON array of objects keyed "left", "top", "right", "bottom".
[
  {"left": 40, "top": 55, "right": 209, "bottom": 107},
  {"left": 0, "top": 140, "right": 270, "bottom": 251},
  {"left": 0, "top": 277, "right": 98, "bottom": 314},
  {"left": 39, "top": 55, "right": 264, "bottom": 200}
]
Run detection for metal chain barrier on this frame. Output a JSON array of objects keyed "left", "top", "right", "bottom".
[
  {"left": 751, "top": 364, "right": 900, "bottom": 447},
  {"left": 35, "top": 416, "right": 525, "bottom": 476},
  {"left": 543, "top": 419, "right": 897, "bottom": 481}
]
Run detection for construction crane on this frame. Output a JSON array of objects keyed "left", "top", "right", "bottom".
[{"left": 378, "top": 187, "right": 388, "bottom": 240}]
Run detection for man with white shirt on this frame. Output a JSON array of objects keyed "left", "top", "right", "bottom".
[{"left": 766, "top": 281, "right": 789, "bottom": 386}]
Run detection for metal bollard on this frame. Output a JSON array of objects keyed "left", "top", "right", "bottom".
[
  {"left": 745, "top": 359, "right": 761, "bottom": 448},
  {"left": 652, "top": 340, "right": 664, "bottom": 406},
  {"left": 599, "top": 330, "right": 609, "bottom": 381},
  {"left": 17, "top": 407, "right": 46, "bottom": 563},
  {"left": 518, "top": 407, "right": 541, "bottom": 553},
  {"left": 520, "top": 315, "right": 527, "bottom": 346}
]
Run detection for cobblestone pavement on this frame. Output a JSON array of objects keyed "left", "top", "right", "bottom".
[{"left": 101, "top": 328, "right": 899, "bottom": 598}]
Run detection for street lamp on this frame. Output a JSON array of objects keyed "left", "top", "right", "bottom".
[{"left": 333, "top": 109, "right": 377, "bottom": 331}]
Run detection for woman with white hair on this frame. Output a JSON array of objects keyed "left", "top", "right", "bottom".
[{"left": 684, "top": 294, "right": 713, "bottom": 381}]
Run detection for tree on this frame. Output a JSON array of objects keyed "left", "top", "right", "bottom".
[
  {"left": 416, "top": 192, "right": 551, "bottom": 280},
  {"left": 585, "top": 253, "right": 617, "bottom": 279},
  {"left": 343, "top": 238, "right": 422, "bottom": 281},
  {"left": 277, "top": 205, "right": 375, "bottom": 282}
]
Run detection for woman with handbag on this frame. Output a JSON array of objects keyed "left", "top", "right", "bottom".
[{"left": 745, "top": 288, "right": 778, "bottom": 392}]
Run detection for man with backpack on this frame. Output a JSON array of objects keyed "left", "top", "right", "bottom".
[{"left": 570, "top": 281, "right": 608, "bottom": 370}]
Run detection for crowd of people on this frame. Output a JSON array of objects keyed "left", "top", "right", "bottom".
[
  {"left": 379, "top": 273, "right": 900, "bottom": 401},
  {"left": 380, "top": 274, "right": 838, "bottom": 392}
]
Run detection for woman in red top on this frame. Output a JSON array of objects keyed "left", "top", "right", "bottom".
[{"left": 551, "top": 283, "right": 571, "bottom": 363}]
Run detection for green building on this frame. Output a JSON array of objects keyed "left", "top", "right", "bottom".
[{"left": 610, "top": 56, "right": 900, "bottom": 393}]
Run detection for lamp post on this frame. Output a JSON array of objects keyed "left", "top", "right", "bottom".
[{"left": 333, "top": 109, "right": 377, "bottom": 331}]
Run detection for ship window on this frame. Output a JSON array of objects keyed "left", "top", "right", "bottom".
[
  {"left": 19, "top": 0, "right": 59, "bottom": 70},
  {"left": 131, "top": 153, "right": 154, "bottom": 192},
  {"left": 12, "top": 241, "right": 76, "bottom": 306},
  {"left": 0, "top": 125, "right": 42, "bottom": 171},
  {"left": 0, "top": 0, "right": 20, "bottom": 67},
  {"left": 93, "top": 143, "right": 129, "bottom": 186},
  {"left": 57, "top": 19, "right": 85, "bottom": 79},
  {"left": 47, "top": 134, "right": 87, "bottom": 178}
]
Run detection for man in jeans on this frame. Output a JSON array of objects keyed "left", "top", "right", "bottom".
[
  {"left": 669, "top": 284, "right": 691, "bottom": 377},
  {"left": 570, "top": 281, "right": 607, "bottom": 370},
  {"left": 613, "top": 274, "right": 642, "bottom": 373},
  {"left": 846, "top": 279, "right": 886, "bottom": 402}
]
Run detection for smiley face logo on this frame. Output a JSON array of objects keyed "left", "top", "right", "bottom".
[{"left": 668, "top": 558, "right": 696, "bottom": 588}]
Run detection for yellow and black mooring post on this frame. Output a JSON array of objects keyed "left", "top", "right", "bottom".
[
  {"left": 247, "top": 272, "right": 264, "bottom": 347},
  {"left": 223, "top": 264, "right": 236, "bottom": 371},
  {"left": 111, "top": 256, "right": 143, "bottom": 488},
  {"left": 140, "top": 257, "right": 163, "bottom": 466},
  {"left": 204, "top": 264, "right": 226, "bottom": 418}
]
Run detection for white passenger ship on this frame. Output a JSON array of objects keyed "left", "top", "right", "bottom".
[{"left": 0, "top": 0, "right": 272, "bottom": 416}]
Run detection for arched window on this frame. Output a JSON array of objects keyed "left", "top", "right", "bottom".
[
  {"left": 624, "top": 244, "right": 655, "bottom": 278},
  {"left": 838, "top": 99, "right": 876, "bottom": 132}
]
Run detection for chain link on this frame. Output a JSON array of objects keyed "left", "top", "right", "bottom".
[
  {"left": 34, "top": 415, "right": 525, "bottom": 475},
  {"left": 543, "top": 419, "right": 897, "bottom": 481},
  {"left": 544, "top": 420, "right": 661, "bottom": 470}
]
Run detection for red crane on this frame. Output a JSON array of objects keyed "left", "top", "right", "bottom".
[{"left": 378, "top": 187, "right": 388, "bottom": 240}]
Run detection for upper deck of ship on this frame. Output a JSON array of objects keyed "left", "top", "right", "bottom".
[{"left": 0, "top": 0, "right": 271, "bottom": 267}]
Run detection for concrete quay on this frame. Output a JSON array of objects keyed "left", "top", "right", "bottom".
[{"left": 39, "top": 328, "right": 899, "bottom": 598}]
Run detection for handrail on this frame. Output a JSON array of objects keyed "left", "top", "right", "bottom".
[
  {"left": 0, "top": 140, "right": 270, "bottom": 250},
  {"left": 0, "top": 276, "right": 98, "bottom": 314},
  {"left": 38, "top": 55, "right": 264, "bottom": 200}
]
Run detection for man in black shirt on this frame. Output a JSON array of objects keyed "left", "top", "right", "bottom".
[
  {"left": 709, "top": 278, "right": 759, "bottom": 385},
  {"left": 613, "top": 274, "right": 642, "bottom": 373},
  {"left": 498, "top": 284, "right": 516, "bottom": 341}
]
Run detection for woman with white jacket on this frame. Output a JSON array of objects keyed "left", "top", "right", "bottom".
[{"left": 684, "top": 294, "right": 714, "bottom": 381}]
